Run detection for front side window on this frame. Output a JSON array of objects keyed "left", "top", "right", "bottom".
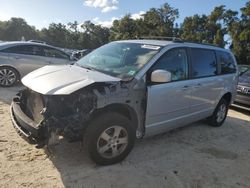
[
  {"left": 42, "top": 47, "right": 69, "bottom": 60},
  {"left": 217, "top": 51, "right": 236, "bottom": 74},
  {"left": 191, "top": 48, "right": 217, "bottom": 78},
  {"left": 76, "top": 42, "right": 161, "bottom": 80},
  {"left": 150, "top": 48, "right": 188, "bottom": 81}
]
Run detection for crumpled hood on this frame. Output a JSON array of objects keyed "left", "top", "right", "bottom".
[{"left": 22, "top": 65, "right": 121, "bottom": 95}]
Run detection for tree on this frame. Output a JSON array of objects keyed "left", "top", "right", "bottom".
[
  {"left": 0, "top": 18, "right": 38, "bottom": 41},
  {"left": 181, "top": 14, "right": 208, "bottom": 43},
  {"left": 181, "top": 6, "right": 238, "bottom": 47},
  {"left": 66, "top": 21, "right": 83, "bottom": 49},
  {"left": 109, "top": 15, "right": 138, "bottom": 40},
  {"left": 143, "top": 3, "right": 179, "bottom": 37},
  {"left": 81, "top": 21, "right": 110, "bottom": 48},
  {"left": 110, "top": 3, "right": 179, "bottom": 40},
  {"left": 229, "top": 1, "right": 250, "bottom": 65},
  {"left": 38, "top": 23, "right": 70, "bottom": 48},
  {"left": 0, "top": 1, "right": 249, "bottom": 63}
]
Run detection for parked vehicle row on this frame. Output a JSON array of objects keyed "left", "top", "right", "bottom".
[{"left": 10, "top": 39, "right": 238, "bottom": 165}]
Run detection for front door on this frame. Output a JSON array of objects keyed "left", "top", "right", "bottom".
[{"left": 145, "top": 48, "right": 192, "bottom": 135}]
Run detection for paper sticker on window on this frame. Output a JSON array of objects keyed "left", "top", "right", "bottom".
[
  {"left": 141, "top": 45, "right": 160, "bottom": 50},
  {"left": 128, "top": 70, "right": 136, "bottom": 76}
]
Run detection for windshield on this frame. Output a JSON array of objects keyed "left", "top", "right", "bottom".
[
  {"left": 239, "top": 66, "right": 250, "bottom": 77},
  {"left": 76, "top": 42, "right": 161, "bottom": 79}
]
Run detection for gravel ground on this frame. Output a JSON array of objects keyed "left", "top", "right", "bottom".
[{"left": 0, "top": 85, "right": 249, "bottom": 188}]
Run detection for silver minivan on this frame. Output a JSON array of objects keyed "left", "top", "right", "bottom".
[
  {"left": 0, "top": 41, "right": 75, "bottom": 87},
  {"left": 10, "top": 39, "right": 238, "bottom": 165}
]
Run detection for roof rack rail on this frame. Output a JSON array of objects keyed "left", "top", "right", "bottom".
[
  {"left": 28, "top": 40, "right": 46, "bottom": 44},
  {"left": 183, "top": 40, "right": 221, "bottom": 48},
  {"left": 139, "top": 36, "right": 183, "bottom": 42}
]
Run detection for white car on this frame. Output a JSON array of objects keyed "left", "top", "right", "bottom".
[{"left": 0, "top": 41, "right": 75, "bottom": 86}]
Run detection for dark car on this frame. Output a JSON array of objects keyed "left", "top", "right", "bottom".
[{"left": 233, "top": 65, "right": 250, "bottom": 111}]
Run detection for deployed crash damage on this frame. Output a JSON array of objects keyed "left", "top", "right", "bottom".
[
  {"left": 11, "top": 79, "right": 146, "bottom": 148},
  {"left": 10, "top": 40, "right": 163, "bottom": 165}
]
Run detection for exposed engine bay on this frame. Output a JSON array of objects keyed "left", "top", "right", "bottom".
[{"left": 12, "top": 81, "right": 146, "bottom": 148}]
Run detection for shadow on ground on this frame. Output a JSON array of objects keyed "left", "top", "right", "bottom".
[
  {"left": 230, "top": 106, "right": 250, "bottom": 116},
  {"left": 0, "top": 84, "right": 24, "bottom": 104},
  {"left": 1, "top": 85, "right": 249, "bottom": 187},
  {"left": 45, "top": 114, "right": 250, "bottom": 188}
]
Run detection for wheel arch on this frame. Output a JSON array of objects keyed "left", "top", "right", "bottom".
[
  {"left": 91, "top": 103, "right": 139, "bottom": 130},
  {"left": 221, "top": 92, "right": 232, "bottom": 105}
]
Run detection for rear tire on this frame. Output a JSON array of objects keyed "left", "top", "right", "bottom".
[
  {"left": 84, "top": 112, "right": 136, "bottom": 165},
  {"left": 208, "top": 98, "right": 229, "bottom": 127},
  {"left": 0, "top": 66, "right": 19, "bottom": 87}
]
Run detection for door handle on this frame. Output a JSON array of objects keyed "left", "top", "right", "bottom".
[{"left": 14, "top": 56, "right": 21, "bottom": 59}]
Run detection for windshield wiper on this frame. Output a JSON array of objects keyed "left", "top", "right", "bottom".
[{"left": 75, "top": 63, "right": 96, "bottom": 71}]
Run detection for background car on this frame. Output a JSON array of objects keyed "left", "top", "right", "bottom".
[
  {"left": 0, "top": 41, "right": 76, "bottom": 87},
  {"left": 233, "top": 64, "right": 250, "bottom": 110},
  {"left": 72, "top": 49, "right": 93, "bottom": 60}
]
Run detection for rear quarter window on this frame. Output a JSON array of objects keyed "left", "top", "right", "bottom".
[
  {"left": 42, "top": 47, "right": 69, "bottom": 60},
  {"left": 190, "top": 48, "right": 217, "bottom": 78},
  {"left": 216, "top": 51, "right": 236, "bottom": 74}
]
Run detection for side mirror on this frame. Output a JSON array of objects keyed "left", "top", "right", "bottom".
[
  {"left": 151, "top": 69, "right": 171, "bottom": 83},
  {"left": 70, "top": 54, "right": 77, "bottom": 61}
]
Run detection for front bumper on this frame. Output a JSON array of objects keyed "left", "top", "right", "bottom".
[{"left": 10, "top": 97, "right": 45, "bottom": 145}]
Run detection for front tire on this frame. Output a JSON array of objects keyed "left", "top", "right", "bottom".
[
  {"left": 208, "top": 98, "right": 229, "bottom": 127},
  {"left": 0, "top": 66, "right": 19, "bottom": 87},
  {"left": 84, "top": 112, "right": 136, "bottom": 165}
]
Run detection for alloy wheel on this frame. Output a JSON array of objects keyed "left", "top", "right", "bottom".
[
  {"left": 0, "top": 68, "right": 17, "bottom": 86},
  {"left": 97, "top": 125, "right": 128, "bottom": 159},
  {"left": 216, "top": 103, "right": 226, "bottom": 123}
]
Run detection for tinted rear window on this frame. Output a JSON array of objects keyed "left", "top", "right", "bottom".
[
  {"left": 191, "top": 48, "right": 217, "bottom": 78},
  {"left": 216, "top": 51, "right": 236, "bottom": 74}
]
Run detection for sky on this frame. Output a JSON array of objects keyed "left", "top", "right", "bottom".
[{"left": 0, "top": 0, "right": 248, "bottom": 29}]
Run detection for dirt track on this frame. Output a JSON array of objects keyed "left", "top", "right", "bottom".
[{"left": 0, "top": 85, "right": 250, "bottom": 188}]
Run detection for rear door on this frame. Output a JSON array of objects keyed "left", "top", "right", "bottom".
[
  {"left": 188, "top": 48, "right": 222, "bottom": 114},
  {"left": 0, "top": 48, "right": 11, "bottom": 64},
  {"left": 145, "top": 48, "right": 193, "bottom": 135}
]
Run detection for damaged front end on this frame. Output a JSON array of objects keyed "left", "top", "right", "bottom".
[
  {"left": 11, "top": 78, "right": 147, "bottom": 149},
  {"left": 10, "top": 87, "right": 97, "bottom": 148}
]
